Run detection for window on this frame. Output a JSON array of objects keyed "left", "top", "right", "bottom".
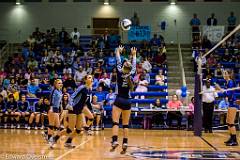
[{"left": 24, "top": 0, "right": 42, "bottom": 2}]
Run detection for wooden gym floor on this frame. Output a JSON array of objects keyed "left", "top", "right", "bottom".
[{"left": 0, "top": 129, "right": 240, "bottom": 160}]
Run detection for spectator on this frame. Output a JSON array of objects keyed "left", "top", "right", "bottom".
[
  {"left": 0, "top": 86, "right": 8, "bottom": 99},
  {"left": 207, "top": 54, "right": 217, "bottom": 67},
  {"left": 32, "top": 27, "right": 42, "bottom": 39},
  {"left": 85, "top": 62, "right": 93, "bottom": 75},
  {"left": 153, "top": 48, "right": 166, "bottom": 67},
  {"left": 135, "top": 75, "right": 148, "bottom": 99},
  {"left": 201, "top": 36, "right": 212, "bottom": 49},
  {"left": 74, "top": 66, "right": 87, "bottom": 84},
  {"left": 27, "top": 35, "right": 36, "bottom": 48},
  {"left": 203, "top": 64, "right": 214, "bottom": 80},
  {"left": 92, "top": 95, "right": 103, "bottom": 131},
  {"left": 63, "top": 74, "right": 77, "bottom": 90},
  {"left": 105, "top": 88, "right": 116, "bottom": 106},
  {"left": 63, "top": 65, "right": 72, "bottom": 75},
  {"left": 107, "top": 51, "right": 116, "bottom": 67},
  {"left": 214, "top": 63, "right": 224, "bottom": 79},
  {"left": 131, "top": 12, "right": 140, "bottom": 26},
  {"left": 94, "top": 86, "right": 106, "bottom": 104},
  {"left": 150, "top": 34, "right": 161, "bottom": 52},
  {"left": 99, "top": 73, "right": 111, "bottom": 91},
  {"left": 142, "top": 57, "right": 152, "bottom": 73},
  {"left": 207, "top": 13, "right": 217, "bottom": 26},
  {"left": 190, "top": 13, "right": 201, "bottom": 40},
  {"left": 202, "top": 79, "right": 218, "bottom": 133},
  {"left": 152, "top": 98, "right": 163, "bottom": 109},
  {"left": 227, "top": 12, "right": 237, "bottom": 32},
  {"left": 155, "top": 70, "right": 165, "bottom": 86},
  {"left": 167, "top": 94, "right": 183, "bottom": 128},
  {"left": 95, "top": 62, "right": 103, "bottom": 79},
  {"left": 59, "top": 27, "right": 69, "bottom": 44},
  {"left": 92, "top": 73, "right": 99, "bottom": 90},
  {"left": 73, "top": 57, "right": 82, "bottom": 72},
  {"left": 218, "top": 96, "right": 229, "bottom": 110},
  {"left": 27, "top": 79, "right": 40, "bottom": 98},
  {"left": 27, "top": 57, "right": 38, "bottom": 70},
  {"left": 70, "top": 28, "right": 80, "bottom": 41}
]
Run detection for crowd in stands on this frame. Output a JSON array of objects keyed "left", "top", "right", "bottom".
[{"left": 1, "top": 26, "right": 187, "bottom": 130}]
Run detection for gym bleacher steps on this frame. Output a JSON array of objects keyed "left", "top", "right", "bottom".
[{"left": 166, "top": 45, "right": 195, "bottom": 100}]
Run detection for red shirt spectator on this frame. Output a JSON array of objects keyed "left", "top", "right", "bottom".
[{"left": 167, "top": 94, "right": 183, "bottom": 109}]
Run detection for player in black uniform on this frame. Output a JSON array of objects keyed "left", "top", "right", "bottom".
[
  {"left": 6, "top": 94, "right": 19, "bottom": 128},
  {"left": 29, "top": 97, "right": 44, "bottom": 130},
  {"left": 50, "top": 75, "right": 94, "bottom": 148},
  {"left": 111, "top": 46, "right": 136, "bottom": 154}
]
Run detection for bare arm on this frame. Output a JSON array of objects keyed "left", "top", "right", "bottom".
[{"left": 130, "top": 47, "right": 137, "bottom": 75}]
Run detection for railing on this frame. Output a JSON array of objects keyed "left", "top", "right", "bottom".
[{"left": 0, "top": 43, "right": 8, "bottom": 68}]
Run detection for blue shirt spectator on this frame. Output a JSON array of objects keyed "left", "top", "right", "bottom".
[
  {"left": 150, "top": 34, "right": 161, "bottom": 47},
  {"left": 190, "top": 13, "right": 201, "bottom": 32},
  {"left": 227, "top": 12, "right": 237, "bottom": 26},
  {"left": 27, "top": 79, "right": 40, "bottom": 97},
  {"left": 108, "top": 53, "right": 116, "bottom": 67}
]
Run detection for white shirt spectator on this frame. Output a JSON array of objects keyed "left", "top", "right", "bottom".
[
  {"left": 202, "top": 85, "right": 218, "bottom": 103},
  {"left": 99, "top": 77, "right": 111, "bottom": 88},
  {"left": 142, "top": 60, "right": 152, "bottom": 73},
  {"left": 71, "top": 31, "right": 80, "bottom": 40},
  {"left": 63, "top": 67, "right": 72, "bottom": 75},
  {"left": 74, "top": 70, "right": 86, "bottom": 82}
]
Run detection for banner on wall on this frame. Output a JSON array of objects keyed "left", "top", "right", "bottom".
[
  {"left": 202, "top": 26, "right": 225, "bottom": 43},
  {"left": 128, "top": 26, "right": 151, "bottom": 41}
]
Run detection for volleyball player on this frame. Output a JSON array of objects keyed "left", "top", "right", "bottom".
[
  {"left": 50, "top": 75, "right": 94, "bottom": 148},
  {"left": 29, "top": 97, "right": 44, "bottom": 130},
  {"left": 6, "top": 94, "right": 19, "bottom": 128},
  {"left": 111, "top": 46, "right": 136, "bottom": 154},
  {"left": 48, "top": 79, "right": 63, "bottom": 148},
  {"left": 221, "top": 70, "right": 238, "bottom": 146},
  {"left": 0, "top": 95, "right": 6, "bottom": 128},
  {"left": 17, "top": 94, "right": 30, "bottom": 129}
]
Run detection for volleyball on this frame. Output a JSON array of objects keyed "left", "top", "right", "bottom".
[{"left": 120, "top": 19, "right": 132, "bottom": 31}]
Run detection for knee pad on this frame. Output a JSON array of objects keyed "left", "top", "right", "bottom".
[
  {"left": 76, "top": 129, "right": 81, "bottom": 134},
  {"left": 48, "top": 125, "right": 54, "bottom": 130},
  {"left": 112, "top": 121, "right": 119, "bottom": 127},
  {"left": 227, "top": 123, "right": 235, "bottom": 128},
  {"left": 66, "top": 127, "right": 72, "bottom": 134},
  {"left": 123, "top": 125, "right": 129, "bottom": 129}
]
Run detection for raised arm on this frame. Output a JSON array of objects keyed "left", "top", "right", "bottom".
[
  {"left": 115, "top": 45, "right": 124, "bottom": 72},
  {"left": 130, "top": 47, "right": 137, "bottom": 75}
]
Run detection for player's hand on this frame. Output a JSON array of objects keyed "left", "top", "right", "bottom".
[
  {"left": 131, "top": 47, "right": 137, "bottom": 56},
  {"left": 117, "top": 45, "right": 124, "bottom": 53}
]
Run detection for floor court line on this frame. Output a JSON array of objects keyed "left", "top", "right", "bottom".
[
  {"left": 200, "top": 137, "right": 218, "bottom": 151},
  {"left": 54, "top": 137, "right": 93, "bottom": 160}
]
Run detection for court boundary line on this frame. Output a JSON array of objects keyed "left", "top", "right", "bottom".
[
  {"left": 55, "top": 137, "right": 93, "bottom": 160},
  {"left": 200, "top": 136, "right": 218, "bottom": 151}
]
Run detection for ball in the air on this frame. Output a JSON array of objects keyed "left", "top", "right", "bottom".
[{"left": 120, "top": 19, "right": 132, "bottom": 31}]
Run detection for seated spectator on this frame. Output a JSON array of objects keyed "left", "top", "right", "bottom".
[
  {"left": 142, "top": 70, "right": 150, "bottom": 84},
  {"left": 17, "top": 94, "right": 30, "bottom": 129},
  {"left": 214, "top": 63, "right": 224, "bottom": 79},
  {"left": 150, "top": 34, "right": 161, "bottom": 52},
  {"left": 155, "top": 70, "right": 165, "bottom": 86},
  {"left": 27, "top": 79, "right": 40, "bottom": 98},
  {"left": 105, "top": 88, "right": 116, "bottom": 106},
  {"left": 74, "top": 66, "right": 87, "bottom": 85},
  {"left": 153, "top": 48, "right": 166, "bottom": 67},
  {"left": 92, "top": 95, "right": 103, "bottom": 131},
  {"left": 94, "top": 86, "right": 106, "bottom": 105},
  {"left": 203, "top": 64, "right": 214, "bottom": 79},
  {"left": 2, "top": 76, "right": 10, "bottom": 91},
  {"left": 201, "top": 36, "right": 212, "bottom": 49},
  {"left": 59, "top": 27, "right": 69, "bottom": 44},
  {"left": 0, "top": 86, "right": 8, "bottom": 99},
  {"left": 107, "top": 51, "right": 116, "bottom": 67},
  {"left": 151, "top": 98, "right": 166, "bottom": 127},
  {"left": 95, "top": 62, "right": 103, "bottom": 79},
  {"left": 218, "top": 96, "right": 229, "bottom": 110},
  {"left": 63, "top": 74, "right": 77, "bottom": 90},
  {"left": 28, "top": 97, "right": 44, "bottom": 130},
  {"left": 6, "top": 94, "right": 19, "bottom": 128},
  {"left": 207, "top": 54, "right": 217, "bottom": 67},
  {"left": 99, "top": 73, "right": 110, "bottom": 91},
  {"left": 167, "top": 95, "right": 183, "bottom": 128},
  {"left": 110, "top": 68, "right": 117, "bottom": 88},
  {"left": 27, "top": 57, "right": 38, "bottom": 70},
  {"left": 85, "top": 62, "right": 93, "bottom": 75},
  {"left": 63, "top": 65, "right": 72, "bottom": 75},
  {"left": 135, "top": 75, "right": 149, "bottom": 99},
  {"left": 152, "top": 98, "right": 163, "bottom": 109},
  {"left": 142, "top": 56, "right": 152, "bottom": 73},
  {"left": 92, "top": 74, "right": 99, "bottom": 91},
  {"left": 27, "top": 35, "right": 36, "bottom": 48}
]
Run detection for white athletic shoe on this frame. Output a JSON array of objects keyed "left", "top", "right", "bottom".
[
  {"left": 11, "top": 124, "right": 14, "bottom": 129},
  {"left": 87, "top": 129, "right": 93, "bottom": 136},
  {"left": 34, "top": 126, "right": 38, "bottom": 130},
  {"left": 27, "top": 126, "right": 31, "bottom": 130},
  {"left": 111, "top": 141, "right": 119, "bottom": 148},
  {"left": 17, "top": 124, "right": 20, "bottom": 129},
  {"left": 4, "top": 124, "right": 7, "bottom": 128},
  {"left": 40, "top": 126, "right": 44, "bottom": 130},
  {"left": 95, "top": 126, "right": 100, "bottom": 131},
  {"left": 25, "top": 124, "right": 28, "bottom": 129}
]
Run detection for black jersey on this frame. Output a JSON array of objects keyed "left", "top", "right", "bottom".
[
  {"left": 0, "top": 101, "right": 6, "bottom": 112},
  {"left": 18, "top": 101, "right": 29, "bottom": 112},
  {"left": 115, "top": 54, "right": 136, "bottom": 99},
  {"left": 34, "top": 102, "right": 44, "bottom": 112},
  {"left": 6, "top": 101, "right": 18, "bottom": 112},
  {"left": 69, "top": 85, "right": 92, "bottom": 114}
]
